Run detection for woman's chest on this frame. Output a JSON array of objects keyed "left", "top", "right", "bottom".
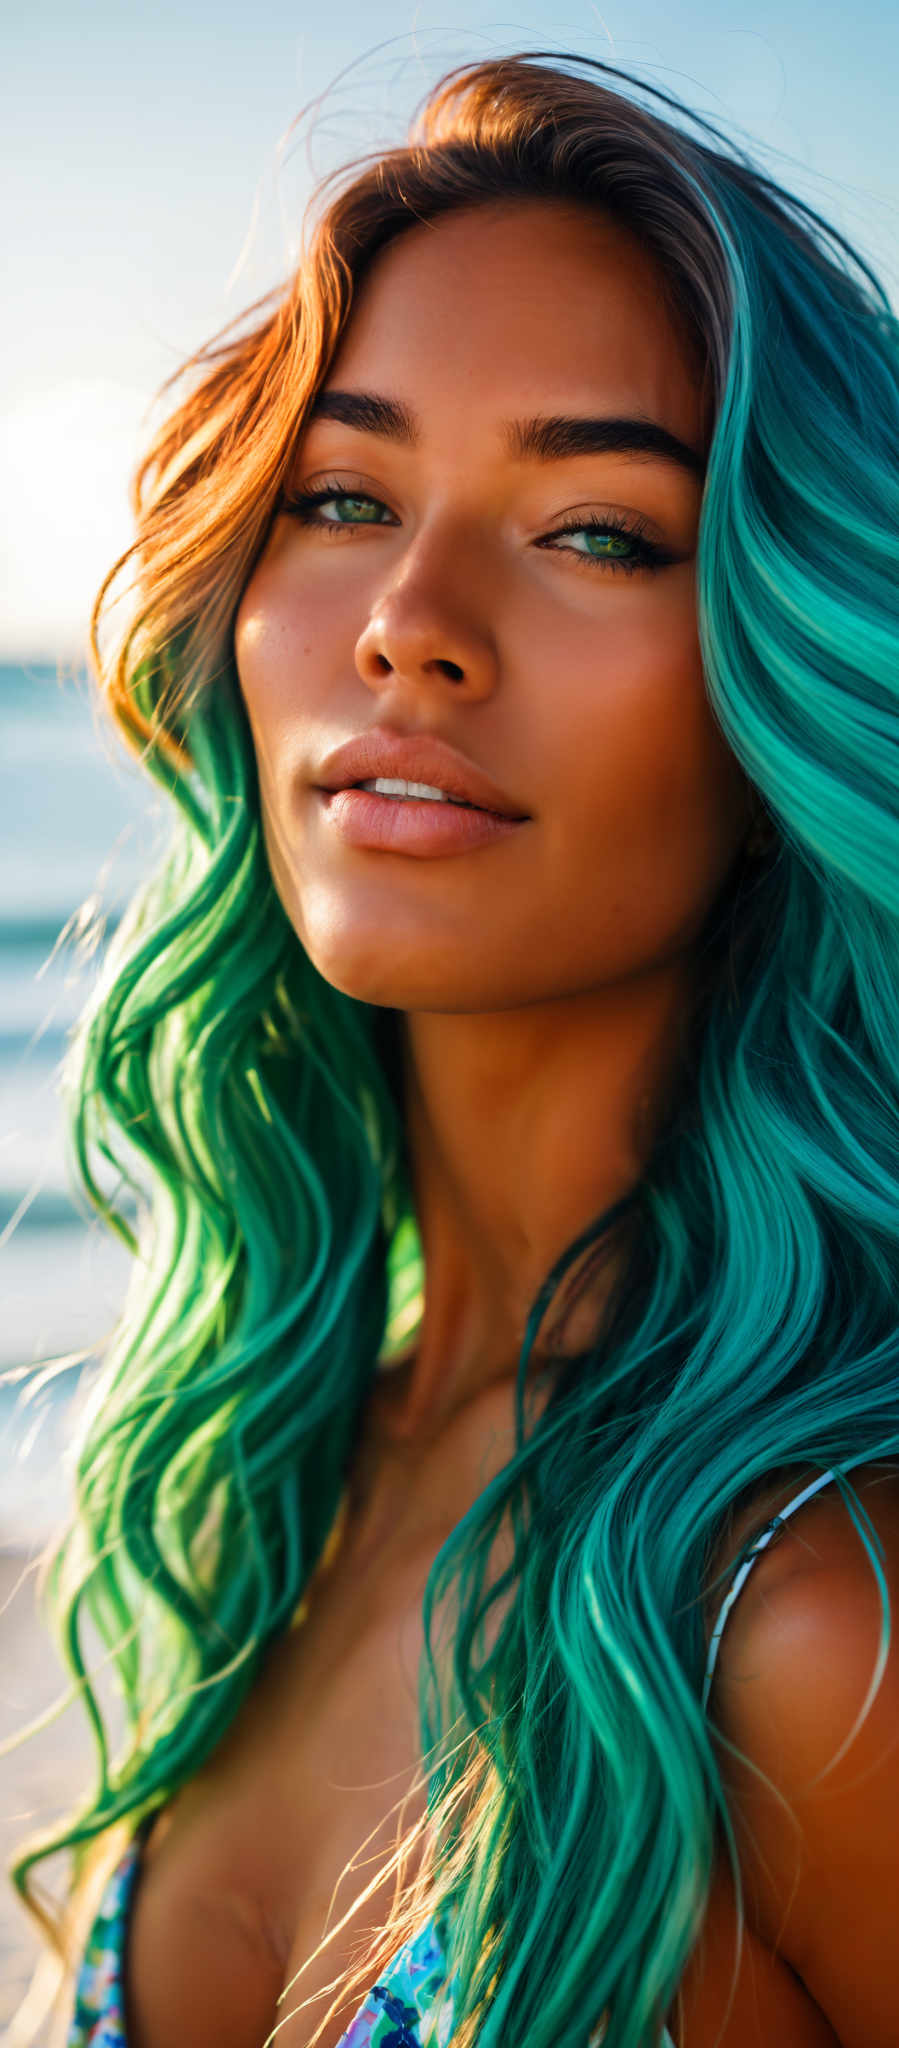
[
  {"left": 124, "top": 1381, "right": 522, "bottom": 2048},
  {"left": 120, "top": 1429, "right": 845, "bottom": 2048},
  {"left": 123, "top": 1640, "right": 836, "bottom": 2048},
  {"left": 125, "top": 1543, "right": 436, "bottom": 2048}
]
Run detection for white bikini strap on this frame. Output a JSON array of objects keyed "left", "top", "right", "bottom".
[{"left": 701, "top": 1467, "right": 838, "bottom": 1711}]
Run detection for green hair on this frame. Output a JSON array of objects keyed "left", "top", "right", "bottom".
[{"left": 9, "top": 47, "right": 899, "bottom": 2048}]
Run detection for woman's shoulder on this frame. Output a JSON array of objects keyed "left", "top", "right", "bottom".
[
  {"left": 707, "top": 1460, "right": 899, "bottom": 1710},
  {"left": 706, "top": 1461, "right": 899, "bottom": 2048}
]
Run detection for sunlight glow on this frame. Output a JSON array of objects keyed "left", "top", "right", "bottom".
[{"left": 0, "top": 379, "right": 151, "bottom": 661}]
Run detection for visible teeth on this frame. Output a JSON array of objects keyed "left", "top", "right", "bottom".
[{"left": 359, "top": 777, "right": 473, "bottom": 807}]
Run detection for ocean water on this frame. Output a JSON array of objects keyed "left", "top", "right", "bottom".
[{"left": 0, "top": 663, "right": 165, "bottom": 1548}]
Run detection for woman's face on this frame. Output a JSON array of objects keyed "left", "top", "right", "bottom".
[{"left": 234, "top": 198, "right": 754, "bottom": 1013}]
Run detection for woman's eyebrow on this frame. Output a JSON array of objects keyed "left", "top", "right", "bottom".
[{"left": 305, "top": 387, "right": 706, "bottom": 479}]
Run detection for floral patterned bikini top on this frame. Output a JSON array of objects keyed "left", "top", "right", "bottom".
[
  {"left": 67, "top": 1858, "right": 452, "bottom": 2048},
  {"left": 66, "top": 1470, "right": 839, "bottom": 2048}
]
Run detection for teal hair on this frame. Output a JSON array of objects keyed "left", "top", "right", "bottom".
[{"left": 10, "top": 49, "right": 899, "bottom": 2048}]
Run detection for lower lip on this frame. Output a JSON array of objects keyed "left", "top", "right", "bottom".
[{"left": 317, "top": 788, "right": 528, "bottom": 856}]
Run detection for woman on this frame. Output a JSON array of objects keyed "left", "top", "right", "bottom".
[{"left": 10, "top": 47, "right": 899, "bottom": 2048}]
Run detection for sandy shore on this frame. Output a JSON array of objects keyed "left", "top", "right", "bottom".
[{"left": 0, "top": 1549, "right": 94, "bottom": 2040}]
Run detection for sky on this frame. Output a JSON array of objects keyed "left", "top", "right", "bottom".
[{"left": 4, "top": 0, "right": 899, "bottom": 660}]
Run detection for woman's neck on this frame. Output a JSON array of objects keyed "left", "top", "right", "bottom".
[{"left": 385, "top": 955, "right": 694, "bottom": 1441}]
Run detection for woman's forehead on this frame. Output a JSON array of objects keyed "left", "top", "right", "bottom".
[{"left": 318, "top": 203, "right": 709, "bottom": 455}]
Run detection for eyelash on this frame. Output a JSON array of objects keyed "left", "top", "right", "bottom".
[{"left": 280, "top": 479, "right": 675, "bottom": 577}]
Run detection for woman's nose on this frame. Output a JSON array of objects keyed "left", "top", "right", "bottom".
[{"left": 353, "top": 528, "right": 499, "bottom": 705}]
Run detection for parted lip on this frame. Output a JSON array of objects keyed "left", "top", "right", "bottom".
[{"left": 315, "top": 728, "right": 530, "bottom": 819}]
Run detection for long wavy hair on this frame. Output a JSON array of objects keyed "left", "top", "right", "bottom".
[{"left": 9, "top": 47, "right": 899, "bottom": 2048}]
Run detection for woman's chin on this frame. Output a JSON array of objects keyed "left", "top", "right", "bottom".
[{"left": 297, "top": 936, "right": 513, "bottom": 1016}]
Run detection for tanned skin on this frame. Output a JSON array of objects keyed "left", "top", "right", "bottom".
[{"left": 124, "top": 200, "right": 899, "bottom": 2048}]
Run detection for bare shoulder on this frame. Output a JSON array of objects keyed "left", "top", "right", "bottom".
[{"left": 707, "top": 1463, "right": 899, "bottom": 2048}]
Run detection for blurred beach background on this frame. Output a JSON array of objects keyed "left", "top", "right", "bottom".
[
  {"left": 0, "top": 665, "right": 162, "bottom": 2028},
  {"left": 4, "top": 0, "right": 899, "bottom": 2029}
]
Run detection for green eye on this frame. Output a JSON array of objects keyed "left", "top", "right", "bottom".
[
  {"left": 573, "top": 530, "right": 633, "bottom": 558},
  {"left": 284, "top": 487, "right": 390, "bottom": 527},
  {"left": 537, "top": 515, "right": 673, "bottom": 574},
  {"left": 324, "top": 495, "right": 384, "bottom": 523}
]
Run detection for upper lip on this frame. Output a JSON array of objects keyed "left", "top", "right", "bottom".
[{"left": 315, "top": 729, "right": 529, "bottom": 819}]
